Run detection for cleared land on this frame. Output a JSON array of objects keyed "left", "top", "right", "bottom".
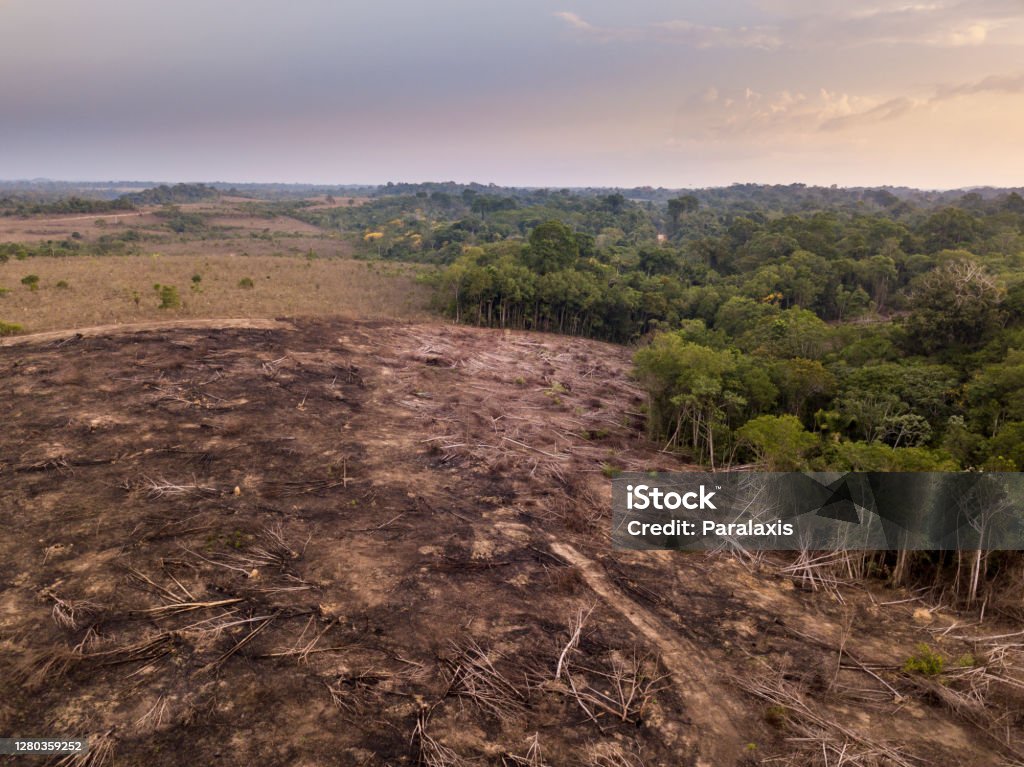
[
  {"left": 0, "top": 255, "right": 430, "bottom": 333},
  {"left": 0, "top": 199, "right": 340, "bottom": 244},
  {"left": 0, "top": 197, "right": 433, "bottom": 335},
  {"left": 1, "top": 319, "right": 1019, "bottom": 766}
]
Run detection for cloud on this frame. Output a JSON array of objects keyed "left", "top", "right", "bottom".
[
  {"left": 820, "top": 97, "right": 917, "bottom": 131},
  {"left": 552, "top": 11, "right": 595, "bottom": 34},
  {"left": 556, "top": 1, "right": 1024, "bottom": 51},
  {"left": 932, "top": 72, "right": 1024, "bottom": 100},
  {"left": 672, "top": 71, "right": 1024, "bottom": 142},
  {"left": 821, "top": 72, "right": 1024, "bottom": 131},
  {"left": 553, "top": 11, "right": 782, "bottom": 50},
  {"left": 652, "top": 20, "right": 783, "bottom": 49},
  {"left": 785, "top": 0, "right": 1023, "bottom": 48}
]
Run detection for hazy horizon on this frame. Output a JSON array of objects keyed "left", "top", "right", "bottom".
[
  {"left": 3, "top": 177, "right": 1022, "bottom": 194},
  {"left": 3, "top": 0, "right": 1023, "bottom": 189}
]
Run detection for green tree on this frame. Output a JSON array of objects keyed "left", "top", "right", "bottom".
[
  {"left": 737, "top": 414, "right": 817, "bottom": 470},
  {"left": 966, "top": 350, "right": 1024, "bottom": 436},
  {"left": 984, "top": 421, "right": 1024, "bottom": 470},
  {"left": 905, "top": 259, "right": 1004, "bottom": 354},
  {"left": 770, "top": 358, "right": 836, "bottom": 420},
  {"left": 524, "top": 220, "right": 578, "bottom": 274}
]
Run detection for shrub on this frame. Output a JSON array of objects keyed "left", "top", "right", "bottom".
[
  {"left": 902, "top": 643, "right": 945, "bottom": 676},
  {"left": 238, "top": 277, "right": 255, "bottom": 289},
  {"left": 55, "top": 280, "right": 70, "bottom": 289},
  {"left": 0, "top": 320, "right": 22, "bottom": 336},
  {"left": 153, "top": 284, "right": 181, "bottom": 309},
  {"left": 21, "top": 274, "right": 40, "bottom": 291}
]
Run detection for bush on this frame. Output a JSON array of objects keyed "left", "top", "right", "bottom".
[
  {"left": 21, "top": 274, "right": 40, "bottom": 291},
  {"left": 902, "top": 643, "right": 945, "bottom": 676},
  {"left": 55, "top": 280, "right": 70, "bottom": 290},
  {"left": 153, "top": 284, "right": 181, "bottom": 309},
  {"left": 0, "top": 320, "right": 22, "bottom": 336},
  {"left": 600, "top": 462, "right": 623, "bottom": 478},
  {"left": 238, "top": 277, "right": 255, "bottom": 289}
]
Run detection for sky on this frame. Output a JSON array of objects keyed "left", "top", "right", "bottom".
[{"left": 2, "top": 0, "right": 1023, "bottom": 188}]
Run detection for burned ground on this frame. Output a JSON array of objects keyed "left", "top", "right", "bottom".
[{"left": 1, "top": 320, "right": 1022, "bottom": 766}]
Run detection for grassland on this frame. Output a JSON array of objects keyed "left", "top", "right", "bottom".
[
  {"left": 0, "top": 198, "right": 433, "bottom": 334},
  {"left": 0, "top": 254, "right": 431, "bottom": 333}
]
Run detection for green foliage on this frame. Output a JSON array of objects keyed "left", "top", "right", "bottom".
[
  {"left": 55, "top": 280, "right": 70, "bottom": 289},
  {"left": 764, "top": 705, "right": 788, "bottom": 729},
  {"left": 524, "top": 220, "right": 580, "bottom": 273},
  {"left": 238, "top": 277, "right": 255, "bottom": 289},
  {"left": 902, "top": 644, "right": 945, "bottom": 676},
  {"left": 826, "top": 442, "right": 958, "bottom": 472},
  {"left": 956, "top": 653, "right": 977, "bottom": 668},
  {"left": 771, "top": 358, "right": 836, "bottom": 419},
  {"left": 904, "top": 259, "right": 1004, "bottom": 355},
  {"left": 121, "top": 183, "right": 219, "bottom": 206},
  {"left": 634, "top": 334, "right": 777, "bottom": 465},
  {"left": 985, "top": 422, "right": 1024, "bottom": 470},
  {"left": 0, "top": 320, "right": 22, "bottom": 336},
  {"left": 966, "top": 350, "right": 1024, "bottom": 437},
  {"left": 21, "top": 274, "right": 39, "bottom": 291},
  {"left": 0, "top": 195, "right": 134, "bottom": 216},
  {"left": 155, "top": 204, "right": 211, "bottom": 235},
  {"left": 737, "top": 415, "right": 817, "bottom": 470},
  {"left": 153, "top": 284, "right": 181, "bottom": 309},
  {"left": 600, "top": 462, "right": 623, "bottom": 478}
]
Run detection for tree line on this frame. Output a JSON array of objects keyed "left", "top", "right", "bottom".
[{"left": 303, "top": 185, "right": 1024, "bottom": 474}]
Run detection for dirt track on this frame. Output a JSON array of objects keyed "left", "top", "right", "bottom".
[{"left": 0, "top": 319, "right": 1011, "bottom": 766}]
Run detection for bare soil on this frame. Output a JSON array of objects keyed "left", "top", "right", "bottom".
[{"left": 0, "top": 319, "right": 1019, "bottom": 766}]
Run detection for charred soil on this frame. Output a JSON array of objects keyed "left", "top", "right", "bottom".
[{"left": 0, "top": 320, "right": 1019, "bottom": 766}]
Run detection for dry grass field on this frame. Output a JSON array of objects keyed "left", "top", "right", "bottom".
[
  {"left": 0, "top": 197, "right": 434, "bottom": 334},
  {"left": 0, "top": 198, "right": 351, "bottom": 244},
  {"left": 0, "top": 255, "right": 432, "bottom": 333}
]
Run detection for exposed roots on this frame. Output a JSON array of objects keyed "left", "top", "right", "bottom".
[
  {"left": 549, "top": 606, "right": 667, "bottom": 728},
  {"left": 412, "top": 707, "right": 467, "bottom": 767},
  {"left": 502, "top": 734, "right": 549, "bottom": 767},
  {"left": 53, "top": 730, "right": 116, "bottom": 767},
  {"left": 42, "top": 589, "right": 100, "bottom": 631},
  {"left": 444, "top": 638, "right": 527, "bottom": 723},
  {"left": 143, "top": 476, "right": 218, "bottom": 499},
  {"left": 736, "top": 667, "right": 919, "bottom": 767},
  {"left": 585, "top": 741, "right": 646, "bottom": 767}
]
